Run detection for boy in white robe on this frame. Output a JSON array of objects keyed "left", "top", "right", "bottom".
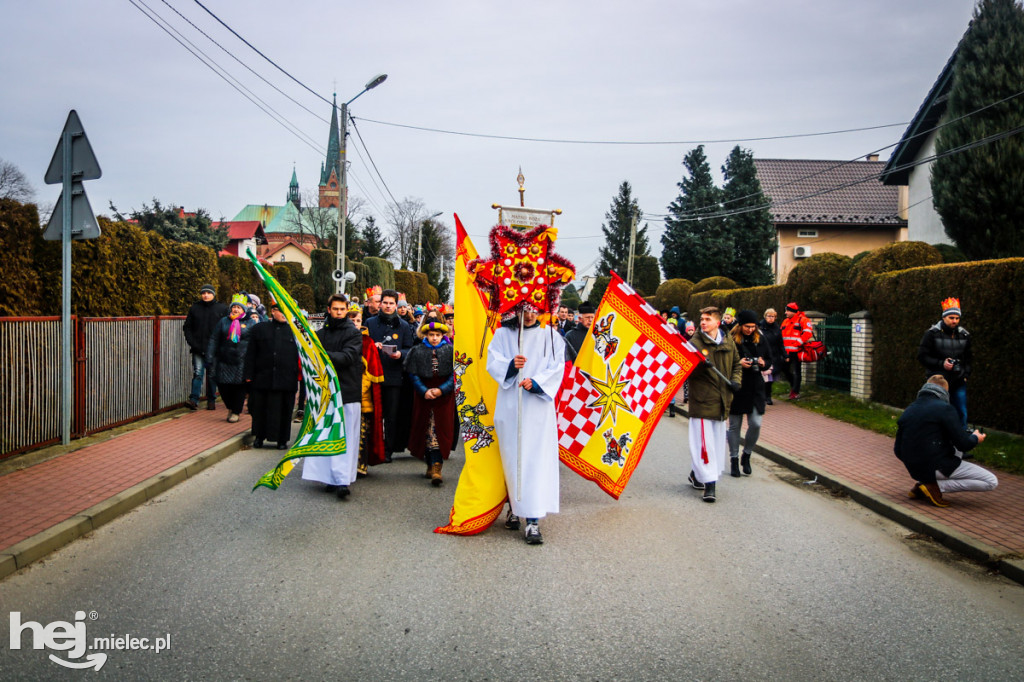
[{"left": 486, "top": 309, "right": 566, "bottom": 544}]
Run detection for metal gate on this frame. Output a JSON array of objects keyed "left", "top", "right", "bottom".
[{"left": 816, "top": 313, "right": 851, "bottom": 392}]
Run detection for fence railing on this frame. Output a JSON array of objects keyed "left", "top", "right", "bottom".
[{"left": 0, "top": 316, "right": 190, "bottom": 460}]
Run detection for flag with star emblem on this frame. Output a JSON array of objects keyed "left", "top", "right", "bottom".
[{"left": 556, "top": 272, "right": 703, "bottom": 499}]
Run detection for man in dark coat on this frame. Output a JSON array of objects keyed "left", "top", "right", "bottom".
[
  {"left": 365, "top": 288, "right": 415, "bottom": 462},
  {"left": 894, "top": 375, "right": 995, "bottom": 508},
  {"left": 563, "top": 302, "right": 596, "bottom": 363},
  {"left": 917, "top": 297, "right": 972, "bottom": 429},
  {"left": 183, "top": 283, "right": 228, "bottom": 410},
  {"left": 244, "top": 302, "right": 300, "bottom": 450},
  {"left": 303, "top": 294, "right": 364, "bottom": 498}
]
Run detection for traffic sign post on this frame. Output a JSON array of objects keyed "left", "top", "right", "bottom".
[{"left": 44, "top": 110, "right": 102, "bottom": 445}]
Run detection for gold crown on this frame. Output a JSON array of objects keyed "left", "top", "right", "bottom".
[
  {"left": 365, "top": 285, "right": 382, "bottom": 298},
  {"left": 941, "top": 297, "right": 960, "bottom": 313}
]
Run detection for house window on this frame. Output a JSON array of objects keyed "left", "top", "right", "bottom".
[
  {"left": 797, "top": 230, "right": 818, "bottom": 238},
  {"left": 279, "top": 255, "right": 286, "bottom": 262}
]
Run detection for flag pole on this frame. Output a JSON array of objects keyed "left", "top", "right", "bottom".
[{"left": 516, "top": 309, "right": 524, "bottom": 502}]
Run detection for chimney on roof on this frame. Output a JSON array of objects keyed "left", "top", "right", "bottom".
[{"left": 866, "top": 154, "right": 879, "bottom": 162}]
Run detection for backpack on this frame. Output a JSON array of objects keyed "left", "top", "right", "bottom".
[{"left": 798, "top": 340, "right": 827, "bottom": 363}]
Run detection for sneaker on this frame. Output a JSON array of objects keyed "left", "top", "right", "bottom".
[
  {"left": 788, "top": 391, "right": 799, "bottom": 401},
  {"left": 916, "top": 482, "right": 948, "bottom": 508},
  {"left": 730, "top": 458, "right": 741, "bottom": 478},
  {"left": 524, "top": 523, "right": 543, "bottom": 545},
  {"left": 227, "top": 412, "right": 239, "bottom": 423},
  {"left": 908, "top": 484, "right": 925, "bottom": 500},
  {"left": 253, "top": 438, "right": 264, "bottom": 449},
  {"left": 337, "top": 485, "right": 351, "bottom": 499},
  {"left": 688, "top": 471, "right": 705, "bottom": 490},
  {"left": 185, "top": 399, "right": 199, "bottom": 411},
  {"left": 702, "top": 482, "right": 717, "bottom": 503},
  {"left": 504, "top": 510, "right": 521, "bottom": 530}
]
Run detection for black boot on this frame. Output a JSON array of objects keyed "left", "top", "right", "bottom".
[
  {"left": 702, "top": 481, "right": 716, "bottom": 502},
  {"left": 730, "top": 457, "right": 741, "bottom": 478},
  {"left": 667, "top": 403, "right": 676, "bottom": 418},
  {"left": 741, "top": 451, "right": 752, "bottom": 476}
]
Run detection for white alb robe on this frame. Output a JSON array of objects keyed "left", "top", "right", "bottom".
[
  {"left": 486, "top": 323, "right": 565, "bottom": 519},
  {"left": 301, "top": 401, "right": 361, "bottom": 486}
]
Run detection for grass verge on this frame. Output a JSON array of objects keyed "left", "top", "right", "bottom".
[{"left": 773, "top": 382, "right": 1024, "bottom": 475}]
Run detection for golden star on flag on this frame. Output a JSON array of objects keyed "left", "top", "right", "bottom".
[{"left": 584, "top": 364, "right": 633, "bottom": 426}]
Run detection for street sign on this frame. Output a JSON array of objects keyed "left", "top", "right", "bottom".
[
  {"left": 43, "top": 181, "right": 101, "bottom": 240},
  {"left": 44, "top": 110, "right": 101, "bottom": 184}
]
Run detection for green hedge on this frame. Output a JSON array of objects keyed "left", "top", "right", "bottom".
[
  {"left": 652, "top": 278, "right": 693, "bottom": 311},
  {"left": 394, "top": 269, "right": 437, "bottom": 305},
  {"left": 692, "top": 276, "right": 737, "bottom": 295},
  {"left": 848, "top": 241, "right": 941, "bottom": 305},
  {"left": 308, "top": 249, "right": 335, "bottom": 311},
  {"left": 0, "top": 199, "right": 43, "bottom": 315},
  {"left": 363, "top": 256, "right": 396, "bottom": 291},
  {"left": 868, "top": 258, "right": 1024, "bottom": 433},
  {"left": 688, "top": 285, "right": 786, "bottom": 321},
  {"left": 784, "top": 252, "right": 858, "bottom": 314}
]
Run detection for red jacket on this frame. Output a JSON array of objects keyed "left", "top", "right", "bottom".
[{"left": 781, "top": 312, "right": 813, "bottom": 354}]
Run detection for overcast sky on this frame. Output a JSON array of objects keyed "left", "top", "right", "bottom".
[{"left": 1, "top": 0, "right": 977, "bottom": 275}]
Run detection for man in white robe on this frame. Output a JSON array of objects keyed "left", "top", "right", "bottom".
[{"left": 486, "top": 309, "right": 566, "bottom": 544}]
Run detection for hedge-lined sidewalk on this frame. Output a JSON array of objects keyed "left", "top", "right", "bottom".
[
  {"left": 0, "top": 409, "right": 250, "bottom": 580},
  {"left": 748, "top": 399, "right": 1024, "bottom": 583}
]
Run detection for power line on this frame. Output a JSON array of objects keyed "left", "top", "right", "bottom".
[
  {"left": 348, "top": 116, "right": 401, "bottom": 207},
  {"left": 190, "top": 0, "right": 332, "bottom": 107},
  {"left": 158, "top": 0, "right": 329, "bottom": 125},
  {"left": 350, "top": 117, "right": 910, "bottom": 146},
  {"left": 127, "top": 0, "right": 325, "bottom": 156}
]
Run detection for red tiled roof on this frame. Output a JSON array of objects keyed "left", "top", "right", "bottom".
[
  {"left": 222, "top": 220, "right": 263, "bottom": 240},
  {"left": 753, "top": 159, "right": 906, "bottom": 226}
]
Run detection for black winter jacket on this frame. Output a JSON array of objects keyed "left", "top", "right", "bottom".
[
  {"left": 205, "top": 315, "right": 254, "bottom": 385},
  {"left": 316, "top": 316, "right": 363, "bottom": 404},
  {"left": 917, "top": 320, "right": 972, "bottom": 389},
  {"left": 365, "top": 312, "right": 414, "bottom": 386},
  {"left": 244, "top": 320, "right": 300, "bottom": 392},
  {"left": 894, "top": 386, "right": 978, "bottom": 482},
  {"left": 183, "top": 299, "right": 229, "bottom": 354},
  {"left": 563, "top": 322, "right": 589, "bottom": 362},
  {"left": 729, "top": 332, "right": 772, "bottom": 416},
  {"left": 758, "top": 319, "right": 786, "bottom": 370}
]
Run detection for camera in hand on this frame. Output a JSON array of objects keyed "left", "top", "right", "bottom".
[
  {"left": 742, "top": 357, "right": 760, "bottom": 369},
  {"left": 949, "top": 358, "right": 962, "bottom": 372}
]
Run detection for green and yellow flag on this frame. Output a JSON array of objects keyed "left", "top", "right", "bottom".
[
  {"left": 246, "top": 249, "right": 347, "bottom": 491},
  {"left": 434, "top": 216, "right": 507, "bottom": 534}
]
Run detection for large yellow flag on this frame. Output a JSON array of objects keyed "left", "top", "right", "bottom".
[{"left": 435, "top": 215, "right": 507, "bottom": 534}]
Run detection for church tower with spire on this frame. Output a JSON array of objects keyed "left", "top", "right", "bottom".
[
  {"left": 318, "top": 94, "right": 342, "bottom": 208},
  {"left": 287, "top": 166, "right": 301, "bottom": 208}
]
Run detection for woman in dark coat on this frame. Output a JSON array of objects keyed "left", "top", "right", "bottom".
[
  {"left": 206, "top": 295, "right": 255, "bottom": 423},
  {"left": 244, "top": 303, "right": 300, "bottom": 449},
  {"left": 728, "top": 310, "right": 772, "bottom": 477},
  {"left": 758, "top": 307, "right": 786, "bottom": 405}
]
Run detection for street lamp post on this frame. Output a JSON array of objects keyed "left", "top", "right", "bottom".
[
  {"left": 417, "top": 211, "right": 443, "bottom": 273},
  {"left": 336, "top": 73, "right": 387, "bottom": 295}
]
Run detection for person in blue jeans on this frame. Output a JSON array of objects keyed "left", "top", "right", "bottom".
[
  {"left": 183, "top": 284, "right": 227, "bottom": 410},
  {"left": 917, "top": 297, "right": 972, "bottom": 430}
]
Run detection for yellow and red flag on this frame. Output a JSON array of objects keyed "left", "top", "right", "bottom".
[
  {"left": 557, "top": 273, "right": 703, "bottom": 499},
  {"left": 435, "top": 215, "right": 507, "bottom": 534}
]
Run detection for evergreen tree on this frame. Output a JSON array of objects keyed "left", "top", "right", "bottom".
[
  {"left": 932, "top": 0, "right": 1024, "bottom": 259},
  {"left": 361, "top": 215, "right": 389, "bottom": 258},
  {"left": 597, "top": 181, "right": 650, "bottom": 279},
  {"left": 721, "top": 145, "right": 777, "bottom": 286},
  {"left": 419, "top": 218, "right": 453, "bottom": 302},
  {"left": 110, "top": 199, "right": 229, "bottom": 251},
  {"left": 660, "top": 146, "right": 728, "bottom": 281}
]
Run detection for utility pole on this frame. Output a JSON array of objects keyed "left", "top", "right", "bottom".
[{"left": 626, "top": 214, "right": 637, "bottom": 286}]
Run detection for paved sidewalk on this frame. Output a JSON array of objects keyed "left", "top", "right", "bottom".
[
  {"left": 737, "top": 399, "right": 1024, "bottom": 582},
  {"left": 0, "top": 408, "right": 250, "bottom": 579}
]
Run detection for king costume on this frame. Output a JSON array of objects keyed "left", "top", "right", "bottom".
[{"left": 486, "top": 320, "right": 566, "bottom": 521}]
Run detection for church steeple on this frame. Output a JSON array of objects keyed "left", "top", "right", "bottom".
[
  {"left": 319, "top": 93, "right": 342, "bottom": 208},
  {"left": 287, "top": 166, "right": 300, "bottom": 208}
]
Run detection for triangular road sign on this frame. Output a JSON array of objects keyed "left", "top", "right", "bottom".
[
  {"left": 43, "top": 181, "right": 101, "bottom": 240},
  {"left": 44, "top": 110, "right": 101, "bottom": 185}
]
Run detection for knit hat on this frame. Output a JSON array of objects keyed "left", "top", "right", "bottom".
[
  {"left": 684, "top": 320, "right": 695, "bottom": 334},
  {"left": 200, "top": 284, "right": 216, "bottom": 294},
  {"left": 669, "top": 305, "right": 680, "bottom": 314},
  {"left": 419, "top": 320, "right": 449, "bottom": 335},
  {"left": 941, "top": 297, "right": 961, "bottom": 318},
  {"left": 578, "top": 302, "right": 596, "bottom": 315},
  {"left": 786, "top": 302, "right": 800, "bottom": 313},
  {"left": 736, "top": 309, "right": 758, "bottom": 325}
]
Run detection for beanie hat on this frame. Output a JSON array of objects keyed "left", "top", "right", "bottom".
[
  {"left": 737, "top": 309, "right": 758, "bottom": 326},
  {"left": 786, "top": 302, "right": 800, "bottom": 313},
  {"left": 578, "top": 302, "right": 596, "bottom": 315},
  {"left": 941, "top": 297, "right": 961, "bottom": 318},
  {"left": 200, "top": 284, "right": 216, "bottom": 294}
]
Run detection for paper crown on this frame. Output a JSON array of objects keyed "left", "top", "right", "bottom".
[
  {"left": 230, "top": 293, "right": 248, "bottom": 308},
  {"left": 348, "top": 302, "right": 361, "bottom": 314},
  {"left": 442, "top": 304, "right": 454, "bottom": 316},
  {"left": 365, "top": 285, "right": 382, "bottom": 299},
  {"left": 724, "top": 307, "right": 736, "bottom": 317},
  {"left": 397, "top": 292, "right": 407, "bottom": 305},
  {"left": 941, "top": 297, "right": 961, "bottom": 317}
]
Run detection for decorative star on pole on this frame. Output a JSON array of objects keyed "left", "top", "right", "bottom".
[{"left": 584, "top": 364, "right": 633, "bottom": 426}]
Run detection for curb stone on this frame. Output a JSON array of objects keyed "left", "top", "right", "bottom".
[{"left": 0, "top": 433, "right": 248, "bottom": 581}]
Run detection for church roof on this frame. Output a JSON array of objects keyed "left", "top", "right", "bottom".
[
  {"left": 320, "top": 95, "right": 341, "bottom": 186},
  {"left": 233, "top": 201, "right": 340, "bottom": 234},
  {"left": 232, "top": 204, "right": 283, "bottom": 224}
]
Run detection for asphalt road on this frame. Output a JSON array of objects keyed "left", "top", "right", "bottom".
[{"left": 2, "top": 417, "right": 1024, "bottom": 681}]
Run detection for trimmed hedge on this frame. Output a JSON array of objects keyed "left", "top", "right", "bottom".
[
  {"left": 692, "top": 276, "right": 737, "bottom": 295},
  {"left": 363, "top": 256, "right": 396, "bottom": 291},
  {"left": 688, "top": 285, "right": 786, "bottom": 321},
  {"left": 308, "top": 249, "right": 335, "bottom": 311},
  {"left": 653, "top": 278, "right": 694, "bottom": 311},
  {"left": 848, "top": 241, "right": 941, "bottom": 305},
  {"left": 784, "top": 252, "right": 857, "bottom": 314},
  {"left": 868, "top": 258, "right": 1024, "bottom": 433},
  {"left": 0, "top": 199, "right": 43, "bottom": 315},
  {"left": 394, "top": 269, "right": 437, "bottom": 305}
]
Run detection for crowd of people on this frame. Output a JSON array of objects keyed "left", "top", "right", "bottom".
[{"left": 183, "top": 283, "right": 996, "bottom": 543}]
